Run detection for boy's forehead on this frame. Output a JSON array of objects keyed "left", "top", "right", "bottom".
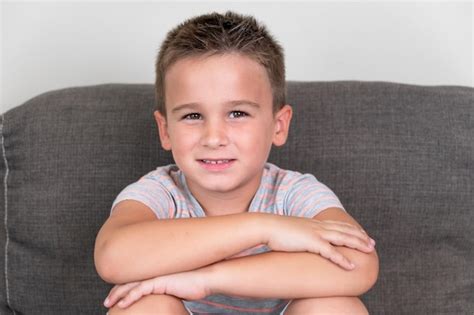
[{"left": 164, "top": 53, "right": 273, "bottom": 110}]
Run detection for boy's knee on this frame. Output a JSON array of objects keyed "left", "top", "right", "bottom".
[
  {"left": 284, "top": 296, "right": 368, "bottom": 315},
  {"left": 107, "top": 294, "right": 189, "bottom": 315}
]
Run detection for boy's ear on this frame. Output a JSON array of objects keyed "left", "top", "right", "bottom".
[
  {"left": 154, "top": 110, "right": 172, "bottom": 151},
  {"left": 272, "top": 104, "right": 293, "bottom": 146}
]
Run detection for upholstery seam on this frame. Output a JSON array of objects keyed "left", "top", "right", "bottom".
[{"left": 1, "top": 114, "right": 14, "bottom": 314}]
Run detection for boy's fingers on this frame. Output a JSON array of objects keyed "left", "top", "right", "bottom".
[
  {"left": 317, "top": 242, "right": 355, "bottom": 270},
  {"left": 317, "top": 222, "right": 375, "bottom": 250},
  {"left": 320, "top": 230, "right": 375, "bottom": 253},
  {"left": 104, "top": 282, "right": 139, "bottom": 308},
  {"left": 321, "top": 220, "right": 370, "bottom": 238},
  {"left": 118, "top": 281, "right": 156, "bottom": 308},
  {"left": 118, "top": 290, "right": 142, "bottom": 308}
]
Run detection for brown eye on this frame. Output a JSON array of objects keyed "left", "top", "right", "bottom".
[
  {"left": 229, "top": 111, "right": 248, "bottom": 119},
  {"left": 183, "top": 113, "right": 202, "bottom": 120}
]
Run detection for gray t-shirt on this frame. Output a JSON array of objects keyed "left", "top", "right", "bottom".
[{"left": 111, "top": 162, "right": 345, "bottom": 314}]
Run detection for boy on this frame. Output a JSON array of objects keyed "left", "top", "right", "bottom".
[{"left": 94, "top": 11, "right": 379, "bottom": 315}]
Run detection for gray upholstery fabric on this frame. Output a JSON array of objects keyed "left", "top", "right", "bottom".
[{"left": 0, "top": 82, "right": 472, "bottom": 314}]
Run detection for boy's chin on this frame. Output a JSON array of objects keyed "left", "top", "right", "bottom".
[{"left": 198, "top": 179, "right": 240, "bottom": 193}]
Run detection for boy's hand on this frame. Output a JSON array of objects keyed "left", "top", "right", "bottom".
[
  {"left": 264, "top": 215, "right": 376, "bottom": 270},
  {"left": 103, "top": 268, "right": 212, "bottom": 309}
]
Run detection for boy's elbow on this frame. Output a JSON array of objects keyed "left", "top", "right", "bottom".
[
  {"left": 94, "top": 230, "right": 140, "bottom": 284},
  {"left": 94, "top": 239, "right": 121, "bottom": 284},
  {"left": 94, "top": 238, "right": 169, "bottom": 284},
  {"left": 355, "top": 248, "right": 379, "bottom": 295},
  {"left": 337, "top": 246, "right": 379, "bottom": 295}
]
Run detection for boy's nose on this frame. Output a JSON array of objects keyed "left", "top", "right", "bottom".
[{"left": 200, "top": 121, "right": 229, "bottom": 148}]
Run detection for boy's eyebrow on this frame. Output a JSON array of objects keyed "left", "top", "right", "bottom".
[
  {"left": 171, "top": 103, "right": 199, "bottom": 114},
  {"left": 225, "top": 100, "right": 261, "bottom": 108},
  {"left": 171, "top": 100, "right": 261, "bottom": 114}
]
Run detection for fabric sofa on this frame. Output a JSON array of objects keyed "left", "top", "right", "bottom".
[{"left": 0, "top": 81, "right": 472, "bottom": 314}]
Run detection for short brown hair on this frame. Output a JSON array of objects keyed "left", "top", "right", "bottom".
[{"left": 155, "top": 11, "right": 286, "bottom": 116}]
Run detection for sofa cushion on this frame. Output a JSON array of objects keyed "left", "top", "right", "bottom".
[
  {"left": 0, "top": 84, "right": 173, "bottom": 314},
  {"left": 0, "top": 82, "right": 472, "bottom": 314}
]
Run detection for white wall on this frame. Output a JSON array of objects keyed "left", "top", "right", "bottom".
[{"left": 1, "top": 1, "right": 473, "bottom": 114}]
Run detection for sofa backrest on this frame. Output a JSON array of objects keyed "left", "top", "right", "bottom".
[{"left": 0, "top": 82, "right": 472, "bottom": 314}]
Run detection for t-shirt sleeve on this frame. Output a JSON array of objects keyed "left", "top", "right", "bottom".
[
  {"left": 284, "top": 173, "right": 346, "bottom": 218},
  {"left": 110, "top": 177, "right": 174, "bottom": 219}
]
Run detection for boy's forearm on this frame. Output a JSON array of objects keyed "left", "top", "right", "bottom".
[
  {"left": 206, "top": 247, "right": 379, "bottom": 299},
  {"left": 100, "top": 212, "right": 268, "bottom": 284}
]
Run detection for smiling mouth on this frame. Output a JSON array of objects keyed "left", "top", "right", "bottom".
[
  {"left": 197, "top": 159, "right": 236, "bottom": 171},
  {"left": 199, "top": 159, "right": 235, "bottom": 164}
]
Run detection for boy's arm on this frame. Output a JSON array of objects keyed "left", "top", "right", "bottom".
[
  {"left": 95, "top": 200, "right": 266, "bottom": 284},
  {"left": 206, "top": 207, "right": 378, "bottom": 298},
  {"left": 207, "top": 245, "right": 379, "bottom": 298},
  {"left": 102, "top": 208, "right": 378, "bottom": 308}
]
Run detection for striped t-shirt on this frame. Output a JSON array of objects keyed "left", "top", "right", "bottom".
[{"left": 110, "top": 162, "right": 345, "bottom": 314}]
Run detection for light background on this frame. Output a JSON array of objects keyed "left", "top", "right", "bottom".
[{"left": 1, "top": 1, "right": 473, "bottom": 114}]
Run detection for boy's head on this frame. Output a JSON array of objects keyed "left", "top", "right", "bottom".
[
  {"left": 152, "top": 11, "right": 292, "bottom": 206},
  {"left": 155, "top": 11, "right": 286, "bottom": 116}
]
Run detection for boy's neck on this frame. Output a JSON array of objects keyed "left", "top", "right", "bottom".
[
  {"left": 185, "top": 170, "right": 264, "bottom": 217},
  {"left": 200, "top": 194, "right": 253, "bottom": 217}
]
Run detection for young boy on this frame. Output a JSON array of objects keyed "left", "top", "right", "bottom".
[{"left": 95, "top": 11, "right": 379, "bottom": 315}]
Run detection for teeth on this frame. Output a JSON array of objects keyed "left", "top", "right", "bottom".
[{"left": 202, "top": 159, "right": 230, "bottom": 164}]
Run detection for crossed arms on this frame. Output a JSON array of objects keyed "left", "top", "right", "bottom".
[{"left": 95, "top": 200, "right": 379, "bottom": 301}]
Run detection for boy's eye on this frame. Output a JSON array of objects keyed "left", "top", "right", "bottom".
[
  {"left": 229, "top": 111, "right": 248, "bottom": 118},
  {"left": 182, "top": 113, "right": 202, "bottom": 120}
]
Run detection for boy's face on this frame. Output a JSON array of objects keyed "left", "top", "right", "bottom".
[{"left": 154, "top": 52, "right": 292, "bottom": 197}]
